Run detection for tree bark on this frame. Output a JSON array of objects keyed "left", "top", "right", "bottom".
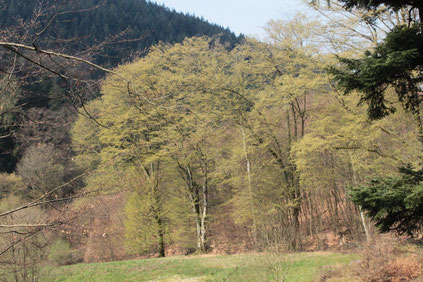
[
  {"left": 177, "top": 162, "right": 205, "bottom": 252},
  {"left": 240, "top": 125, "right": 258, "bottom": 246},
  {"left": 349, "top": 151, "right": 370, "bottom": 242},
  {"left": 199, "top": 160, "right": 208, "bottom": 252}
]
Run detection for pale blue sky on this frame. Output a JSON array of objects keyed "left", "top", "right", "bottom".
[{"left": 152, "top": 0, "right": 310, "bottom": 37}]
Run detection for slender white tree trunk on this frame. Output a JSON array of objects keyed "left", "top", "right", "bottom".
[
  {"left": 241, "top": 125, "right": 258, "bottom": 245},
  {"left": 349, "top": 151, "right": 370, "bottom": 242}
]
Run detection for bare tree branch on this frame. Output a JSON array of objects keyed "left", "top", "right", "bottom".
[
  {"left": 0, "top": 173, "right": 87, "bottom": 218},
  {"left": 0, "top": 42, "right": 121, "bottom": 77},
  {"left": 0, "top": 223, "right": 63, "bottom": 229},
  {"left": 0, "top": 231, "right": 38, "bottom": 257}
]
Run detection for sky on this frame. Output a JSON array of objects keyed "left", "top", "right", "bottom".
[{"left": 152, "top": 0, "right": 310, "bottom": 37}]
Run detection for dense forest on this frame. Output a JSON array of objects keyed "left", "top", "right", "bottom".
[
  {"left": 0, "top": 0, "right": 240, "bottom": 173},
  {"left": 1, "top": 0, "right": 423, "bottom": 280},
  {"left": 1, "top": 0, "right": 239, "bottom": 66}
]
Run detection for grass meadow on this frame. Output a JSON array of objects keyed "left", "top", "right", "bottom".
[{"left": 42, "top": 252, "right": 358, "bottom": 281}]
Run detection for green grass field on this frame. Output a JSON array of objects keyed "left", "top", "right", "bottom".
[{"left": 42, "top": 252, "right": 358, "bottom": 281}]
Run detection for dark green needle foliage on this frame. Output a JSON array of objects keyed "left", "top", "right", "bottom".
[
  {"left": 330, "top": 23, "right": 423, "bottom": 120},
  {"left": 329, "top": 0, "right": 423, "bottom": 120},
  {"left": 337, "top": 0, "right": 422, "bottom": 11},
  {"left": 349, "top": 165, "right": 423, "bottom": 236},
  {"left": 332, "top": 0, "right": 423, "bottom": 238}
]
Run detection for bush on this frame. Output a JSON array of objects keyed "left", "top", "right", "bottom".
[
  {"left": 383, "top": 256, "right": 422, "bottom": 282},
  {"left": 351, "top": 235, "right": 423, "bottom": 281},
  {"left": 48, "top": 239, "right": 82, "bottom": 266},
  {"left": 317, "top": 235, "right": 423, "bottom": 281},
  {"left": 0, "top": 196, "right": 48, "bottom": 281},
  {"left": 16, "top": 144, "right": 66, "bottom": 200},
  {"left": 0, "top": 173, "right": 24, "bottom": 196}
]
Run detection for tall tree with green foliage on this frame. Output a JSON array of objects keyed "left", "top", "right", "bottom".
[
  {"left": 73, "top": 37, "right": 232, "bottom": 254},
  {"left": 225, "top": 17, "right": 329, "bottom": 250},
  {"left": 330, "top": 0, "right": 423, "bottom": 136},
  {"left": 72, "top": 67, "right": 172, "bottom": 256},
  {"left": 120, "top": 37, "right": 230, "bottom": 253},
  {"left": 329, "top": 0, "right": 423, "bottom": 236}
]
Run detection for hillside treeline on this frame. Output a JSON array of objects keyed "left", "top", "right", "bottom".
[
  {"left": 68, "top": 16, "right": 421, "bottom": 258},
  {"left": 0, "top": 0, "right": 240, "bottom": 175},
  {"left": 1, "top": 0, "right": 239, "bottom": 66},
  {"left": 1, "top": 0, "right": 422, "bottom": 273}
]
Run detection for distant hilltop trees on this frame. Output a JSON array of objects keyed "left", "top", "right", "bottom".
[{"left": 0, "top": 0, "right": 241, "bottom": 67}]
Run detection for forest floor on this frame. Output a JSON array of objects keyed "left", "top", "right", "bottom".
[{"left": 42, "top": 252, "right": 359, "bottom": 281}]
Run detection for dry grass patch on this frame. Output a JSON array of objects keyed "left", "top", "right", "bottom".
[
  {"left": 353, "top": 236, "right": 422, "bottom": 281},
  {"left": 381, "top": 256, "right": 422, "bottom": 282},
  {"left": 316, "top": 235, "right": 423, "bottom": 282}
]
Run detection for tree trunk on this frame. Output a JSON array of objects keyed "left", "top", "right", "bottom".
[
  {"left": 199, "top": 164, "right": 208, "bottom": 252},
  {"left": 186, "top": 165, "right": 203, "bottom": 252},
  {"left": 177, "top": 162, "right": 205, "bottom": 252},
  {"left": 240, "top": 125, "right": 258, "bottom": 246},
  {"left": 349, "top": 151, "right": 370, "bottom": 242},
  {"left": 145, "top": 161, "right": 166, "bottom": 257},
  {"left": 156, "top": 215, "right": 165, "bottom": 257},
  {"left": 291, "top": 185, "right": 302, "bottom": 251}
]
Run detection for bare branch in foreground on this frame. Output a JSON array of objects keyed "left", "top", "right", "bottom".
[{"left": 0, "top": 173, "right": 87, "bottom": 218}]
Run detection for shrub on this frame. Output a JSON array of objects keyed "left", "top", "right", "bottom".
[
  {"left": 16, "top": 144, "right": 66, "bottom": 200},
  {"left": 0, "top": 196, "right": 48, "bottom": 281},
  {"left": 0, "top": 173, "right": 24, "bottom": 196},
  {"left": 383, "top": 256, "right": 421, "bottom": 282},
  {"left": 351, "top": 235, "right": 423, "bottom": 281},
  {"left": 48, "top": 239, "right": 82, "bottom": 266}
]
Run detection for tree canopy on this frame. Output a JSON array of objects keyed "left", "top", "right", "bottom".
[
  {"left": 350, "top": 165, "right": 423, "bottom": 235},
  {"left": 338, "top": 0, "right": 422, "bottom": 12},
  {"left": 329, "top": 0, "right": 423, "bottom": 237},
  {"left": 330, "top": 0, "right": 423, "bottom": 137},
  {"left": 330, "top": 23, "right": 423, "bottom": 120}
]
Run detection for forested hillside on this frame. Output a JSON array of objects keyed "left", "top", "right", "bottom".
[
  {"left": 1, "top": 0, "right": 423, "bottom": 281},
  {"left": 1, "top": 0, "right": 239, "bottom": 66},
  {"left": 0, "top": 0, "right": 240, "bottom": 173}
]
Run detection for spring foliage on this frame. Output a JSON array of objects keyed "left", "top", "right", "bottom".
[{"left": 72, "top": 12, "right": 423, "bottom": 255}]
